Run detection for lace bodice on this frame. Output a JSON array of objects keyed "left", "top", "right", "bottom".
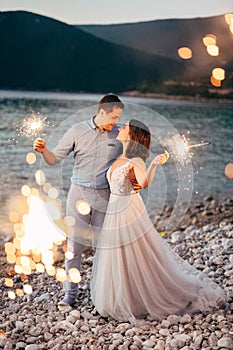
[{"left": 107, "top": 160, "right": 135, "bottom": 195}]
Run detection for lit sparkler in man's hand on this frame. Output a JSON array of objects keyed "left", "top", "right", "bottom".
[
  {"left": 17, "top": 105, "right": 47, "bottom": 138},
  {"left": 167, "top": 134, "right": 211, "bottom": 165}
]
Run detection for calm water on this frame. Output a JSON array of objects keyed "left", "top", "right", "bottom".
[{"left": 0, "top": 90, "right": 232, "bottom": 229}]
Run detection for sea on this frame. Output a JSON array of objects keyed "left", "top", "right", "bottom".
[{"left": 0, "top": 90, "right": 232, "bottom": 233}]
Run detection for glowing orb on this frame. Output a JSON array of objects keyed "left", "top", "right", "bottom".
[
  {"left": 76, "top": 200, "right": 91, "bottom": 215},
  {"left": 212, "top": 68, "right": 225, "bottom": 81},
  {"left": 225, "top": 13, "right": 233, "bottom": 25},
  {"left": 23, "top": 284, "right": 33, "bottom": 294},
  {"left": 35, "top": 170, "right": 46, "bottom": 186},
  {"left": 65, "top": 251, "right": 74, "bottom": 260},
  {"left": 46, "top": 265, "right": 56, "bottom": 276},
  {"left": 210, "top": 75, "right": 221, "bottom": 87},
  {"left": 16, "top": 289, "right": 24, "bottom": 297},
  {"left": 8, "top": 291, "right": 16, "bottom": 299},
  {"left": 26, "top": 152, "right": 37, "bottom": 165},
  {"left": 56, "top": 268, "right": 67, "bottom": 282},
  {"left": 224, "top": 163, "right": 233, "bottom": 179},
  {"left": 5, "top": 278, "right": 14, "bottom": 287},
  {"left": 7, "top": 254, "right": 16, "bottom": 264},
  {"left": 68, "top": 268, "right": 81, "bottom": 283},
  {"left": 5, "top": 242, "right": 16, "bottom": 254},
  {"left": 43, "top": 182, "right": 52, "bottom": 193},
  {"left": 14, "top": 265, "right": 23, "bottom": 274},
  {"left": 207, "top": 45, "right": 219, "bottom": 56},
  {"left": 36, "top": 263, "right": 45, "bottom": 273},
  {"left": 21, "top": 185, "right": 31, "bottom": 197},
  {"left": 177, "top": 47, "right": 192, "bottom": 59},
  {"left": 9, "top": 211, "right": 19, "bottom": 223},
  {"left": 64, "top": 216, "right": 76, "bottom": 226},
  {"left": 202, "top": 34, "right": 216, "bottom": 46},
  {"left": 48, "top": 187, "right": 59, "bottom": 199}
]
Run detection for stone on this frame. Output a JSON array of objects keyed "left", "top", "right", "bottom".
[{"left": 217, "top": 337, "right": 233, "bottom": 349}]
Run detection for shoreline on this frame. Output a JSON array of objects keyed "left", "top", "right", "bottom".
[
  {"left": 1, "top": 88, "right": 233, "bottom": 104},
  {"left": 121, "top": 90, "right": 233, "bottom": 104}
]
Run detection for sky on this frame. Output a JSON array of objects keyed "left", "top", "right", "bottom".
[{"left": 0, "top": 0, "right": 232, "bottom": 24}]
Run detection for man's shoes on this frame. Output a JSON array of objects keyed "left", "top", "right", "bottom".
[{"left": 58, "top": 294, "right": 76, "bottom": 307}]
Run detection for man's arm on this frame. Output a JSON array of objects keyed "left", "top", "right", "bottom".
[{"left": 33, "top": 138, "right": 56, "bottom": 165}]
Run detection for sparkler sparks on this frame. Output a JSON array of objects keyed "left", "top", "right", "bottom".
[
  {"left": 167, "top": 134, "right": 211, "bottom": 165},
  {"left": 16, "top": 105, "right": 48, "bottom": 138}
]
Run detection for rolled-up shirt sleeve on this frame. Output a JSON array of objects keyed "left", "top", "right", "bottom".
[{"left": 52, "top": 125, "right": 76, "bottom": 163}]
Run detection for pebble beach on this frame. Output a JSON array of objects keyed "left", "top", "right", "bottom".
[{"left": 0, "top": 196, "right": 233, "bottom": 350}]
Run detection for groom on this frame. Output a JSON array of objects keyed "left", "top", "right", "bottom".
[{"left": 33, "top": 93, "right": 124, "bottom": 306}]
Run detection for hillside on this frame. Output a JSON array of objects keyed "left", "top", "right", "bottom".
[
  {"left": 0, "top": 11, "right": 186, "bottom": 93},
  {"left": 77, "top": 15, "right": 233, "bottom": 75}
]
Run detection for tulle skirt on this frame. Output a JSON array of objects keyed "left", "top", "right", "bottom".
[{"left": 91, "top": 193, "right": 226, "bottom": 322}]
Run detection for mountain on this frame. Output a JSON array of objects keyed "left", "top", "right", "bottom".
[
  {"left": 0, "top": 11, "right": 186, "bottom": 93},
  {"left": 77, "top": 15, "right": 233, "bottom": 75}
]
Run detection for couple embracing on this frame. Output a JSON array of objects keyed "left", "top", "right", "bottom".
[{"left": 34, "top": 94, "right": 225, "bottom": 322}]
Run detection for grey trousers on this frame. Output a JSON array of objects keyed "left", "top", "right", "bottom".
[{"left": 64, "top": 184, "right": 110, "bottom": 295}]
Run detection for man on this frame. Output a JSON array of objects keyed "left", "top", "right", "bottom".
[{"left": 33, "top": 94, "right": 124, "bottom": 306}]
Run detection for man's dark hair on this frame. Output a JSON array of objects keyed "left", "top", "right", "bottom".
[{"left": 98, "top": 93, "right": 125, "bottom": 113}]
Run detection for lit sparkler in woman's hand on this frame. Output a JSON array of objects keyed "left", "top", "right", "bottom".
[
  {"left": 17, "top": 105, "right": 47, "bottom": 138},
  {"left": 167, "top": 134, "right": 211, "bottom": 165}
]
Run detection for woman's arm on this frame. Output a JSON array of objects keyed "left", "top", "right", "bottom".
[{"left": 132, "top": 151, "right": 169, "bottom": 188}]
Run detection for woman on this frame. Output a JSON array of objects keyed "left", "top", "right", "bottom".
[{"left": 91, "top": 119, "right": 225, "bottom": 323}]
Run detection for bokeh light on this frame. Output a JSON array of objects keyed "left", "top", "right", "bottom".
[
  {"left": 26, "top": 152, "right": 37, "bottom": 165},
  {"left": 48, "top": 187, "right": 59, "bottom": 199},
  {"left": 16, "top": 289, "right": 24, "bottom": 297},
  {"left": 23, "top": 284, "right": 33, "bottom": 294},
  {"left": 212, "top": 68, "right": 225, "bottom": 81},
  {"left": 21, "top": 185, "right": 31, "bottom": 197},
  {"left": 225, "top": 13, "right": 233, "bottom": 25},
  {"left": 35, "top": 170, "right": 46, "bottom": 186},
  {"left": 9, "top": 211, "right": 19, "bottom": 223},
  {"left": 177, "top": 47, "right": 192, "bottom": 59},
  {"left": 64, "top": 215, "right": 76, "bottom": 226},
  {"left": 210, "top": 76, "right": 221, "bottom": 87},
  {"left": 207, "top": 45, "right": 219, "bottom": 56},
  {"left": 225, "top": 163, "right": 233, "bottom": 179},
  {"left": 8, "top": 291, "right": 16, "bottom": 299},
  {"left": 5, "top": 278, "right": 14, "bottom": 287},
  {"left": 76, "top": 200, "right": 91, "bottom": 215},
  {"left": 56, "top": 268, "right": 67, "bottom": 282},
  {"left": 68, "top": 268, "right": 81, "bottom": 283},
  {"left": 65, "top": 251, "right": 74, "bottom": 260},
  {"left": 202, "top": 34, "right": 216, "bottom": 46}
]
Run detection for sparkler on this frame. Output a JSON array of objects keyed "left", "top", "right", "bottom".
[
  {"left": 167, "top": 134, "right": 211, "bottom": 165},
  {"left": 17, "top": 105, "right": 48, "bottom": 138}
]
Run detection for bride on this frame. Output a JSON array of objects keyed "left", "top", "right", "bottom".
[{"left": 91, "top": 119, "right": 226, "bottom": 322}]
